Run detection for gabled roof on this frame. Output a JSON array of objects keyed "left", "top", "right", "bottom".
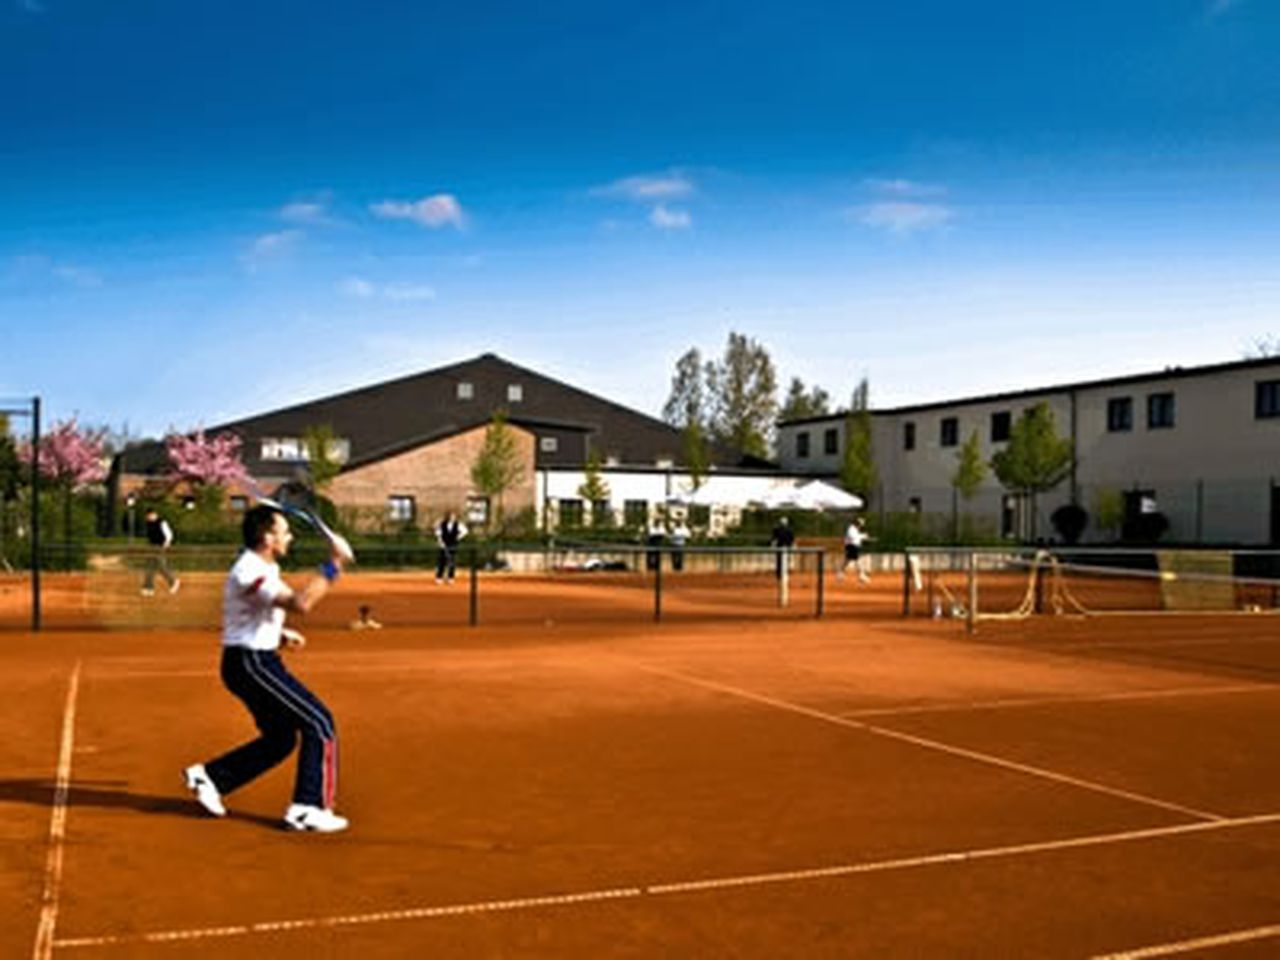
[{"left": 119, "top": 353, "right": 764, "bottom": 474}]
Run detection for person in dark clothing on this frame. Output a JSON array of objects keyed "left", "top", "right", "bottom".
[
  {"left": 141, "top": 508, "right": 180, "bottom": 596},
  {"left": 770, "top": 516, "right": 795, "bottom": 580},
  {"left": 435, "top": 511, "right": 468, "bottom": 583}
]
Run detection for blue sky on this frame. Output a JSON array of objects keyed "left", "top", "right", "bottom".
[{"left": 3, "top": 0, "right": 1278, "bottom": 439}]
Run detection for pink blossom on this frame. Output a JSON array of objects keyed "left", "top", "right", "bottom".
[
  {"left": 19, "top": 419, "right": 108, "bottom": 489},
  {"left": 166, "top": 429, "right": 250, "bottom": 488}
]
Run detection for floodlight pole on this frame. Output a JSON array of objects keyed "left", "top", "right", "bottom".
[{"left": 31, "top": 396, "right": 41, "bottom": 632}]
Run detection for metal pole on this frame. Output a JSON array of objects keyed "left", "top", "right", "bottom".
[
  {"left": 902, "top": 549, "right": 911, "bottom": 616},
  {"left": 966, "top": 550, "right": 977, "bottom": 635},
  {"left": 31, "top": 396, "right": 41, "bottom": 632},
  {"left": 815, "top": 550, "right": 824, "bottom": 618},
  {"left": 468, "top": 546, "right": 478, "bottom": 627},
  {"left": 653, "top": 546, "right": 662, "bottom": 623}
]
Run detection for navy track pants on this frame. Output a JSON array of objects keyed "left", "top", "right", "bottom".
[{"left": 204, "top": 647, "right": 338, "bottom": 809}]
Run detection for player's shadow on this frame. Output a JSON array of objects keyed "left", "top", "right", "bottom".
[{"left": 0, "top": 778, "right": 279, "bottom": 828}]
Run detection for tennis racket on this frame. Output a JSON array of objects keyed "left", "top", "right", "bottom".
[{"left": 243, "top": 476, "right": 355, "bottom": 563}]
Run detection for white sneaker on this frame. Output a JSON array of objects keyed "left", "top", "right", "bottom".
[
  {"left": 283, "top": 804, "right": 349, "bottom": 833},
  {"left": 183, "top": 764, "right": 226, "bottom": 817},
  {"left": 169, "top": 578, "right": 182, "bottom": 594},
  {"left": 140, "top": 587, "right": 155, "bottom": 597}
]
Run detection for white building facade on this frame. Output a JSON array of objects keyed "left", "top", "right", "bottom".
[{"left": 776, "top": 357, "right": 1280, "bottom": 545}]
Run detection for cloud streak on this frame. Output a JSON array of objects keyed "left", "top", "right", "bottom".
[
  {"left": 339, "top": 277, "right": 437, "bottom": 302},
  {"left": 241, "top": 229, "right": 302, "bottom": 271},
  {"left": 370, "top": 194, "right": 466, "bottom": 229},
  {"left": 649, "top": 204, "right": 692, "bottom": 230},
  {"left": 591, "top": 172, "right": 695, "bottom": 202}
]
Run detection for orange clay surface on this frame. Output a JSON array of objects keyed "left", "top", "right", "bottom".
[{"left": 5, "top": 574, "right": 1280, "bottom": 958}]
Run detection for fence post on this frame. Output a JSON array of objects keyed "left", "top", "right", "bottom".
[
  {"left": 966, "top": 550, "right": 978, "bottom": 635},
  {"left": 902, "top": 549, "right": 911, "bottom": 616}
]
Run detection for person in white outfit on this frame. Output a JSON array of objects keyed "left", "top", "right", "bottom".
[
  {"left": 182, "top": 504, "right": 350, "bottom": 832},
  {"left": 843, "top": 516, "right": 873, "bottom": 583}
]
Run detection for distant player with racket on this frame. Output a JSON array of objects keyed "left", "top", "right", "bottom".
[
  {"left": 182, "top": 503, "right": 352, "bottom": 832},
  {"left": 434, "top": 510, "right": 467, "bottom": 583}
]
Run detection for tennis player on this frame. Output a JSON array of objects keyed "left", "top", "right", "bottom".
[{"left": 182, "top": 504, "right": 349, "bottom": 832}]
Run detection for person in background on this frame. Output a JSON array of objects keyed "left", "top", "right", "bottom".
[
  {"left": 435, "top": 510, "right": 468, "bottom": 583},
  {"left": 141, "top": 507, "right": 180, "bottom": 596}
]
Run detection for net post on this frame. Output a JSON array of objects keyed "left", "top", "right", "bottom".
[
  {"left": 816, "top": 549, "right": 825, "bottom": 619},
  {"left": 31, "top": 395, "right": 41, "bottom": 633},
  {"left": 966, "top": 550, "right": 977, "bottom": 635},
  {"left": 468, "top": 545, "right": 478, "bottom": 627},
  {"left": 902, "top": 549, "right": 911, "bottom": 616},
  {"left": 778, "top": 546, "right": 790, "bottom": 608},
  {"left": 653, "top": 546, "right": 662, "bottom": 623}
]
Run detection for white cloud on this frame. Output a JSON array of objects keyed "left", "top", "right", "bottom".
[
  {"left": 52, "top": 264, "right": 103, "bottom": 288},
  {"left": 592, "top": 172, "right": 695, "bottom": 202},
  {"left": 649, "top": 204, "right": 692, "bottom": 230},
  {"left": 339, "top": 277, "right": 436, "bottom": 302},
  {"left": 369, "top": 194, "right": 465, "bottom": 229},
  {"left": 241, "top": 229, "right": 302, "bottom": 270},
  {"left": 864, "top": 178, "right": 946, "bottom": 198},
  {"left": 340, "top": 277, "right": 375, "bottom": 298},
  {"left": 383, "top": 282, "right": 436, "bottom": 302},
  {"left": 280, "top": 201, "right": 331, "bottom": 225},
  {"left": 856, "top": 201, "right": 954, "bottom": 235}
]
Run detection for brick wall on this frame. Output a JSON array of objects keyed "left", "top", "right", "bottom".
[{"left": 328, "top": 424, "right": 537, "bottom": 530}]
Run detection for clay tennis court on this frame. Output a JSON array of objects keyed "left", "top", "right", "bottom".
[{"left": 6, "top": 574, "right": 1280, "bottom": 958}]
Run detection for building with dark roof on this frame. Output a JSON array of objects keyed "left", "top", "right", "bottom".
[{"left": 114, "top": 353, "right": 778, "bottom": 532}]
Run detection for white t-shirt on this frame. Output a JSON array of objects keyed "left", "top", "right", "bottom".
[
  {"left": 222, "top": 550, "right": 288, "bottom": 650},
  {"left": 845, "top": 524, "right": 869, "bottom": 547}
]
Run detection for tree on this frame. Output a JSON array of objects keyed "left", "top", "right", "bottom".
[
  {"left": 166, "top": 429, "right": 250, "bottom": 492},
  {"left": 302, "top": 424, "right": 343, "bottom": 492},
  {"left": 951, "top": 429, "right": 987, "bottom": 542},
  {"left": 470, "top": 411, "right": 526, "bottom": 533},
  {"left": 682, "top": 420, "right": 711, "bottom": 491},
  {"left": 839, "top": 378, "right": 877, "bottom": 505},
  {"left": 989, "top": 402, "right": 1074, "bottom": 541},
  {"left": 0, "top": 415, "right": 19, "bottom": 503},
  {"left": 779, "top": 377, "right": 831, "bottom": 421},
  {"left": 577, "top": 449, "right": 611, "bottom": 528},
  {"left": 662, "top": 348, "right": 708, "bottom": 429},
  {"left": 705, "top": 332, "right": 777, "bottom": 459},
  {"left": 20, "top": 419, "right": 108, "bottom": 547},
  {"left": 1245, "top": 335, "right": 1280, "bottom": 359}
]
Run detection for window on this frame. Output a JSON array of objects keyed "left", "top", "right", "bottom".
[
  {"left": 796, "top": 431, "right": 810, "bottom": 459},
  {"left": 940, "top": 417, "right": 959, "bottom": 447},
  {"left": 558, "top": 498, "right": 584, "bottom": 527},
  {"left": 591, "top": 499, "right": 613, "bottom": 527},
  {"left": 990, "top": 411, "right": 1011, "bottom": 443},
  {"left": 456, "top": 381, "right": 474, "bottom": 400},
  {"left": 903, "top": 422, "right": 916, "bottom": 451},
  {"left": 387, "top": 495, "right": 415, "bottom": 523},
  {"left": 823, "top": 428, "right": 838, "bottom": 455},
  {"left": 655, "top": 457, "right": 674, "bottom": 469},
  {"left": 507, "top": 384, "right": 523, "bottom": 403},
  {"left": 540, "top": 436, "right": 559, "bottom": 453},
  {"left": 624, "top": 499, "right": 648, "bottom": 528},
  {"left": 908, "top": 496, "right": 922, "bottom": 514},
  {"left": 1147, "top": 392, "right": 1176, "bottom": 429},
  {"left": 260, "top": 437, "right": 303, "bottom": 461},
  {"left": 1257, "top": 380, "right": 1280, "bottom": 419},
  {"left": 229, "top": 495, "right": 248, "bottom": 511},
  {"left": 465, "top": 495, "right": 489, "bottom": 526},
  {"left": 1107, "top": 397, "right": 1133, "bottom": 432}
]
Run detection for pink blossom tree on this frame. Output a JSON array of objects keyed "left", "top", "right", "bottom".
[
  {"left": 165, "top": 430, "right": 250, "bottom": 513},
  {"left": 20, "top": 419, "right": 109, "bottom": 546}
]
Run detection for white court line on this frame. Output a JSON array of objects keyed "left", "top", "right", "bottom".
[
  {"left": 32, "top": 660, "right": 82, "bottom": 960},
  {"left": 52, "top": 812, "right": 1280, "bottom": 951},
  {"left": 629, "top": 662, "right": 1227, "bottom": 822},
  {"left": 840, "top": 682, "right": 1274, "bottom": 719},
  {"left": 1092, "top": 923, "right": 1280, "bottom": 958}
]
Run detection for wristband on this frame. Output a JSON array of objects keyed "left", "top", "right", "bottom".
[{"left": 320, "top": 559, "right": 340, "bottom": 583}]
